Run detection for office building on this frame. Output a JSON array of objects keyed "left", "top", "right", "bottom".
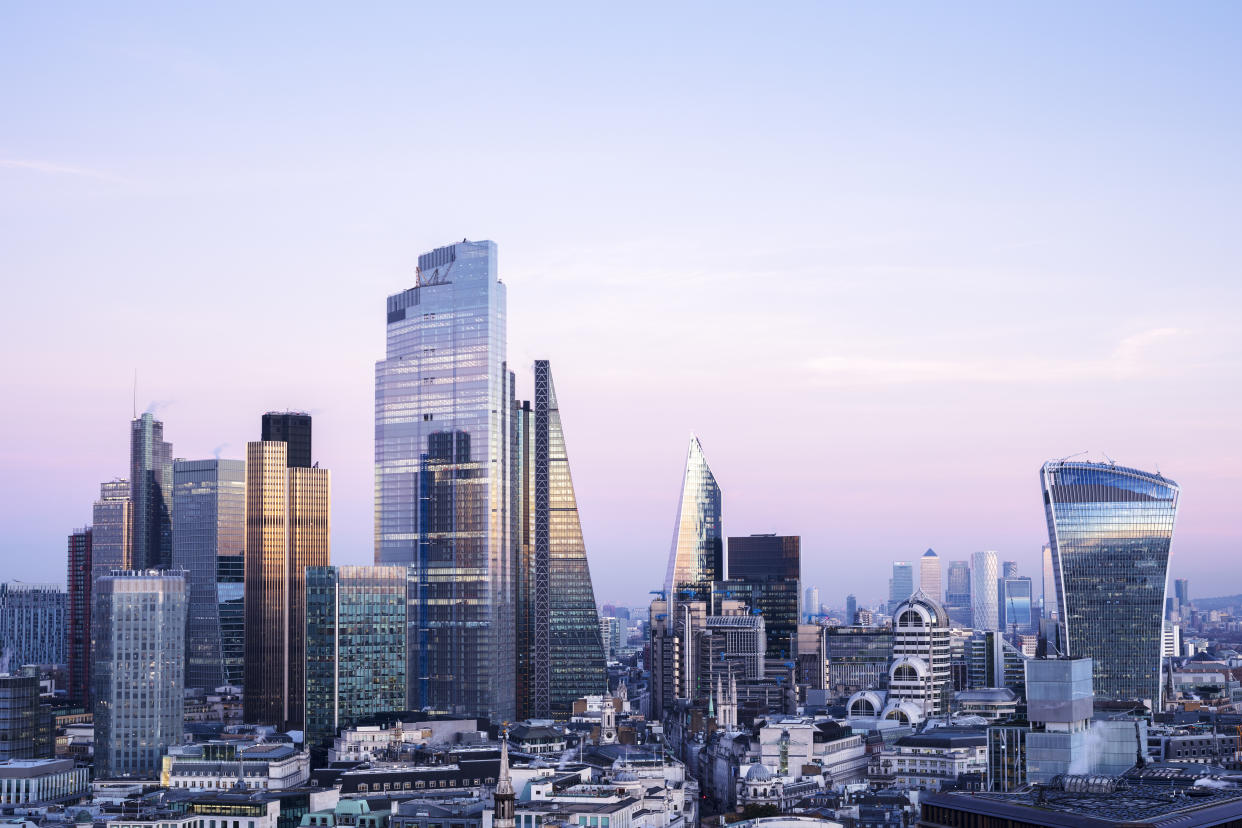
[
  {"left": 599, "top": 617, "right": 623, "bottom": 658},
  {"left": 217, "top": 554, "right": 244, "bottom": 687},
  {"left": 919, "top": 549, "right": 941, "bottom": 601},
  {"left": 512, "top": 361, "right": 607, "bottom": 720},
  {"left": 1023, "top": 657, "right": 1094, "bottom": 783},
  {"left": 944, "top": 560, "right": 971, "bottom": 627},
  {"left": 172, "top": 458, "right": 245, "bottom": 692},
  {"left": 971, "top": 550, "right": 999, "bottom": 631},
  {"left": 664, "top": 435, "right": 723, "bottom": 605},
  {"left": 965, "top": 630, "right": 1028, "bottom": 694},
  {"left": 805, "top": 586, "right": 820, "bottom": 621},
  {"left": 305, "top": 566, "right": 407, "bottom": 751},
  {"left": 1002, "top": 561, "right": 1019, "bottom": 579},
  {"left": 0, "top": 675, "right": 53, "bottom": 760},
  {"left": 0, "top": 583, "right": 66, "bottom": 668},
  {"left": 1175, "top": 578, "right": 1191, "bottom": 612},
  {"left": 0, "top": 758, "right": 89, "bottom": 806},
  {"left": 998, "top": 576, "right": 1034, "bottom": 634},
  {"left": 888, "top": 562, "right": 914, "bottom": 615},
  {"left": 243, "top": 440, "right": 330, "bottom": 729},
  {"left": 845, "top": 594, "right": 857, "bottom": 625},
  {"left": 65, "top": 529, "right": 91, "bottom": 705},
  {"left": 1041, "top": 459, "right": 1179, "bottom": 706},
  {"left": 719, "top": 534, "right": 801, "bottom": 657},
  {"left": 92, "top": 571, "right": 186, "bottom": 778},
  {"left": 825, "top": 626, "right": 893, "bottom": 697},
  {"left": 1040, "top": 544, "right": 1056, "bottom": 620},
  {"left": 91, "top": 479, "right": 132, "bottom": 578},
  {"left": 888, "top": 595, "right": 952, "bottom": 718},
  {"left": 130, "top": 413, "right": 173, "bottom": 571},
  {"left": 375, "top": 240, "right": 515, "bottom": 722},
  {"left": 260, "top": 412, "right": 312, "bottom": 469}
]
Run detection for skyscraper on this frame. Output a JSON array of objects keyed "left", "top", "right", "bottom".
[
  {"left": 513, "top": 361, "right": 606, "bottom": 720},
  {"left": 65, "top": 529, "right": 91, "bottom": 705},
  {"left": 1040, "top": 544, "right": 1056, "bottom": 620},
  {"left": 997, "top": 576, "right": 1034, "bottom": 634},
  {"left": 375, "top": 240, "right": 514, "bottom": 721},
  {"left": 92, "top": 571, "right": 186, "bottom": 779},
  {"left": 0, "top": 675, "right": 53, "bottom": 760},
  {"left": 1041, "top": 459, "right": 1179, "bottom": 706},
  {"left": 888, "top": 595, "right": 952, "bottom": 718},
  {"left": 971, "top": 550, "right": 999, "bottom": 631},
  {"left": 888, "top": 562, "right": 914, "bottom": 615},
  {"left": 217, "top": 554, "right": 244, "bottom": 688},
  {"left": 305, "top": 566, "right": 407, "bottom": 751},
  {"left": 945, "top": 560, "right": 972, "bottom": 627},
  {"left": 664, "top": 436, "right": 723, "bottom": 606},
  {"left": 172, "top": 458, "right": 245, "bottom": 692},
  {"left": 720, "top": 534, "right": 801, "bottom": 657},
  {"left": 1174, "top": 579, "right": 1190, "bottom": 612},
  {"left": 1002, "top": 561, "right": 1019, "bottom": 579},
  {"left": 845, "top": 594, "right": 857, "bottom": 625},
  {"left": 0, "top": 583, "right": 66, "bottom": 668},
  {"left": 261, "top": 412, "right": 312, "bottom": 469},
  {"left": 91, "top": 479, "right": 131, "bottom": 578},
  {"left": 130, "top": 413, "right": 173, "bottom": 571},
  {"left": 805, "top": 586, "right": 820, "bottom": 622},
  {"left": 243, "top": 439, "right": 330, "bottom": 728},
  {"left": 920, "top": 549, "right": 942, "bottom": 600}
]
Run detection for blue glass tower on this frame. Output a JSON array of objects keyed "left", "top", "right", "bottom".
[
  {"left": 374, "top": 240, "right": 514, "bottom": 721},
  {"left": 1041, "top": 459, "right": 1179, "bottom": 706}
]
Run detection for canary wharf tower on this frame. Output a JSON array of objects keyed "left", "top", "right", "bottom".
[
  {"left": 376, "top": 240, "right": 515, "bottom": 721},
  {"left": 1041, "top": 459, "right": 1179, "bottom": 707}
]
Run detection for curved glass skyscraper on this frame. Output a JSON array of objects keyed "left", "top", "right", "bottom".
[
  {"left": 663, "top": 435, "right": 722, "bottom": 605},
  {"left": 1041, "top": 459, "right": 1179, "bottom": 706}
]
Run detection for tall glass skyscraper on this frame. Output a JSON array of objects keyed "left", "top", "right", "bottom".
[
  {"left": 971, "top": 550, "right": 999, "bottom": 631},
  {"left": 172, "top": 458, "right": 245, "bottom": 692},
  {"left": 305, "top": 566, "right": 407, "bottom": 751},
  {"left": 91, "top": 479, "right": 131, "bottom": 579},
  {"left": 65, "top": 528, "right": 91, "bottom": 705},
  {"left": 130, "top": 413, "right": 173, "bottom": 571},
  {"left": 945, "top": 560, "right": 972, "bottom": 626},
  {"left": 513, "top": 361, "right": 606, "bottom": 720},
  {"left": 719, "top": 534, "right": 801, "bottom": 658},
  {"left": 997, "top": 576, "right": 1034, "bottom": 634},
  {"left": 920, "top": 549, "right": 942, "bottom": 600},
  {"left": 888, "top": 562, "right": 914, "bottom": 615},
  {"left": 375, "top": 240, "right": 514, "bottom": 721},
  {"left": 243, "top": 440, "right": 330, "bottom": 728},
  {"left": 261, "top": 412, "right": 312, "bottom": 469},
  {"left": 1041, "top": 459, "right": 1179, "bottom": 706},
  {"left": 663, "top": 436, "right": 722, "bottom": 606},
  {"left": 92, "top": 571, "right": 186, "bottom": 779}
]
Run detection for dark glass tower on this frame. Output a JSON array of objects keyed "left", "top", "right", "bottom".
[
  {"left": 1041, "top": 459, "right": 1179, "bottom": 706},
  {"left": 305, "top": 566, "right": 408, "bottom": 751},
  {"left": 945, "top": 560, "right": 972, "bottom": 626},
  {"left": 718, "top": 535, "right": 801, "bottom": 657},
  {"left": 514, "top": 361, "right": 607, "bottom": 719},
  {"left": 261, "top": 412, "right": 312, "bottom": 469},
  {"left": 172, "top": 458, "right": 245, "bottom": 692},
  {"left": 65, "top": 528, "right": 91, "bottom": 705},
  {"left": 130, "top": 413, "right": 173, "bottom": 570}
]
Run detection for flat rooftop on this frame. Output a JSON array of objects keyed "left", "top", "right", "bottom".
[{"left": 925, "top": 783, "right": 1242, "bottom": 826}]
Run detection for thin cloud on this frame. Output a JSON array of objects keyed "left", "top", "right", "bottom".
[
  {"left": 0, "top": 158, "right": 128, "bottom": 184},
  {"left": 805, "top": 327, "right": 1189, "bottom": 387}
]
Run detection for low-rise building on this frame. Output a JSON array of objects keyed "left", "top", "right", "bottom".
[
  {"left": 163, "top": 741, "right": 310, "bottom": 791},
  {"left": 0, "top": 758, "right": 89, "bottom": 806},
  {"left": 870, "top": 728, "right": 986, "bottom": 790}
]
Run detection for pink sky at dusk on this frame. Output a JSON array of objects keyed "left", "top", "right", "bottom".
[{"left": 2, "top": 4, "right": 1240, "bottom": 608}]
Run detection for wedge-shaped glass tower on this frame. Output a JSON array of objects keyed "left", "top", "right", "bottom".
[
  {"left": 516, "top": 361, "right": 606, "bottom": 719},
  {"left": 664, "top": 435, "right": 723, "bottom": 605},
  {"left": 1041, "top": 459, "right": 1179, "bottom": 707}
]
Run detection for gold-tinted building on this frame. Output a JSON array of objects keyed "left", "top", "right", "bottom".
[{"left": 242, "top": 440, "right": 330, "bottom": 728}]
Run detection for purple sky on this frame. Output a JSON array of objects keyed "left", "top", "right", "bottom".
[{"left": 2, "top": 4, "right": 1240, "bottom": 608}]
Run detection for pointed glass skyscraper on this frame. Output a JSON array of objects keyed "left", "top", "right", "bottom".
[
  {"left": 130, "top": 413, "right": 173, "bottom": 571},
  {"left": 515, "top": 361, "right": 606, "bottom": 719},
  {"left": 664, "top": 436, "right": 722, "bottom": 605},
  {"left": 1041, "top": 459, "right": 1179, "bottom": 706}
]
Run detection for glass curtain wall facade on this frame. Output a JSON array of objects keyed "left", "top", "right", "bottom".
[
  {"left": 513, "top": 361, "right": 606, "bottom": 719},
  {"left": 719, "top": 534, "right": 801, "bottom": 658},
  {"left": 261, "top": 412, "right": 312, "bottom": 469},
  {"left": 998, "top": 577, "right": 1034, "bottom": 634},
  {"left": 91, "top": 480, "right": 131, "bottom": 578},
  {"left": 0, "top": 583, "right": 66, "bottom": 668},
  {"left": 217, "top": 555, "right": 244, "bottom": 687},
  {"left": 130, "top": 413, "right": 173, "bottom": 571},
  {"left": 945, "top": 561, "right": 972, "bottom": 627},
  {"left": 1041, "top": 460, "right": 1179, "bottom": 706},
  {"left": 92, "top": 571, "right": 186, "bottom": 779},
  {"left": 663, "top": 436, "right": 722, "bottom": 607},
  {"left": 1041, "top": 545, "right": 1056, "bottom": 620},
  {"left": 971, "top": 551, "right": 999, "bottom": 631},
  {"left": 65, "top": 529, "right": 91, "bottom": 705},
  {"left": 920, "top": 549, "right": 942, "bottom": 601},
  {"left": 888, "top": 562, "right": 914, "bottom": 615},
  {"left": 305, "top": 566, "right": 408, "bottom": 751},
  {"left": 172, "top": 459, "right": 245, "bottom": 692},
  {"left": 243, "top": 441, "right": 331, "bottom": 728},
  {"left": 374, "top": 240, "right": 514, "bottom": 721}
]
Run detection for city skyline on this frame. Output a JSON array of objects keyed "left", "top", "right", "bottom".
[{"left": 4, "top": 4, "right": 1241, "bottom": 607}]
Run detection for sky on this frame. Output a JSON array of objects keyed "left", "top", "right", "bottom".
[{"left": 2, "top": 3, "right": 1240, "bottom": 610}]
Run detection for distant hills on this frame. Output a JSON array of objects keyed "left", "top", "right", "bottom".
[{"left": 1192, "top": 595, "right": 1242, "bottom": 612}]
